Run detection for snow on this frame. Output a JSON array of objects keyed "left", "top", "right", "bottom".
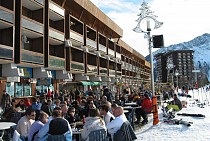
[{"left": 135, "top": 86, "right": 210, "bottom": 141}]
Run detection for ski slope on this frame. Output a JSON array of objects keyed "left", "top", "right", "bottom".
[{"left": 135, "top": 87, "right": 210, "bottom": 141}]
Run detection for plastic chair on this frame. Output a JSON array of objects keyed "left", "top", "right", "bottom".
[
  {"left": 127, "top": 108, "right": 135, "bottom": 130},
  {"left": 89, "top": 129, "right": 109, "bottom": 141}
]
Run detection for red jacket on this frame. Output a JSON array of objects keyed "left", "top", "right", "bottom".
[{"left": 142, "top": 98, "right": 152, "bottom": 113}]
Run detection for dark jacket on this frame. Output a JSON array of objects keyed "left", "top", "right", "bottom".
[
  {"left": 172, "top": 98, "right": 182, "bottom": 110},
  {"left": 49, "top": 118, "right": 69, "bottom": 135},
  {"left": 113, "top": 121, "right": 137, "bottom": 141}
]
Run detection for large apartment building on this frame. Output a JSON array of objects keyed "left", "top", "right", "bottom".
[
  {"left": 0, "top": 0, "right": 150, "bottom": 98},
  {"left": 155, "top": 50, "right": 194, "bottom": 88}
]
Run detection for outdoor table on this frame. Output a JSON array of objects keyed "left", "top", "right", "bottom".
[
  {"left": 124, "top": 102, "right": 138, "bottom": 107},
  {"left": 123, "top": 110, "right": 129, "bottom": 114},
  {"left": 0, "top": 122, "right": 16, "bottom": 141}
]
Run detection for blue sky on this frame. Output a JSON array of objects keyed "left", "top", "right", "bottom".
[{"left": 90, "top": 0, "right": 210, "bottom": 57}]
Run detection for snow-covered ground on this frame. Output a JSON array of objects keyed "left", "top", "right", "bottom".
[{"left": 135, "top": 87, "right": 210, "bottom": 141}]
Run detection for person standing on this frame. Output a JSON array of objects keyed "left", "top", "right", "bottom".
[{"left": 1, "top": 90, "right": 11, "bottom": 110}]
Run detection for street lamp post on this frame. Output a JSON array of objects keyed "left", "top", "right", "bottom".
[
  {"left": 175, "top": 69, "right": 179, "bottom": 92},
  {"left": 133, "top": 1, "right": 163, "bottom": 125}
]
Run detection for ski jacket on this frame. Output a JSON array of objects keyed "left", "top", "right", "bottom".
[{"left": 142, "top": 98, "right": 152, "bottom": 113}]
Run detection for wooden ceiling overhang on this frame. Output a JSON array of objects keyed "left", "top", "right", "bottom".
[{"left": 52, "top": 0, "right": 123, "bottom": 39}]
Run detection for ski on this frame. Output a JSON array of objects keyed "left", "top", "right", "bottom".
[
  {"left": 163, "top": 119, "right": 193, "bottom": 127},
  {"left": 177, "top": 113, "right": 205, "bottom": 118}
]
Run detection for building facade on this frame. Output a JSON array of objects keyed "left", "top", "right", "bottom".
[
  {"left": 155, "top": 50, "right": 194, "bottom": 88},
  {"left": 0, "top": 0, "right": 150, "bottom": 99}
]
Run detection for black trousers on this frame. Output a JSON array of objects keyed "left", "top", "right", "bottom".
[{"left": 135, "top": 108, "right": 147, "bottom": 122}]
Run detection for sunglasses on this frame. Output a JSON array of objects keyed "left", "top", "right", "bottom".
[{"left": 30, "top": 114, "right": 36, "bottom": 117}]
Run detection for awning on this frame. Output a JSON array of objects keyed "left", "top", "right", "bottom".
[
  {"left": 75, "top": 74, "right": 89, "bottom": 81},
  {"left": 89, "top": 76, "right": 102, "bottom": 82},
  {"left": 2, "top": 63, "right": 24, "bottom": 77},
  {"left": 33, "top": 67, "right": 52, "bottom": 78},
  {"left": 101, "top": 76, "right": 111, "bottom": 82},
  {"left": 56, "top": 70, "right": 72, "bottom": 79},
  {"left": 81, "top": 81, "right": 101, "bottom": 86}
]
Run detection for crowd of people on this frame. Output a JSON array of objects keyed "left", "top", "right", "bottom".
[{"left": 0, "top": 86, "right": 184, "bottom": 141}]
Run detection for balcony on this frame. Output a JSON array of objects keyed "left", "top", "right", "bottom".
[
  {"left": 99, "top": 44, "right": 106, "bottom": 53},
  {"left": 0, "top": 8, "right": 13, "bottom": 24},
  {"left": 49, "top": 56, "right": 65, "bottom": 69},
  {"left": 49, "top": 28, "right": 64, "bottom": 44},
  {"left": 116, "top": 52, "right": 121, "bottom": 59},
  {"left": 70, "top": 31, "right": 84, "bottom": 47},
  {"left": 21, "top": 50, "right": 43, "bottom": 64},
  {"left": 87, "top": 65, "right": 97, "bottom": 74},
  {"left": 0, "top": 45, "right": 13, "bottom": 60},
  {"left": 109, "top": 69, "right": 115, "bottom": 77},
  {"left": 49, "top": 1, "right": 64, "bottom": 21},
  {"left": 22, "top": 17, "right": 43, "bottom": 34},
  {"left": 99, "top": 67, "right": 108, "bottom": 75},
  {"left": 108, "top": 48, "right": 115, "bottom": 56},
  {"left": 86, "top": 38, "right": 97, "bottom": 50},
  {"left": 71, "top": 61, "right": 84, "bottom": 72}
]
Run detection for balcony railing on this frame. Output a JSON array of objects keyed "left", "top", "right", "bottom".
[
  {"left": 0, "top": 45, "right": 13, "bottom": 60},
  {"left": 22, "top": 17, "right": 43, "bottom": 34},
  {"left": 49, "top": 2, "right": 64, "bottom": 17},
  {"left": 21, "top": 50, "right": 43, "bottom": 64},
  {"left": 116, "top": 52, "right": 121, "bottom": 59},
  {"left": 87, "top": 64, "right": 97, "bottom": 74},
  {"left": 86, "top": 38, "right": 97, "bottom": 49},
  {"left": 109, "top": 69, "right": 115, "bottom": 76},
  {"left": 108, "top": 48, "right": 115, "bottom": 56},
  {"left": 70, "top": 31, "right": 84, "bottom": 44},
  {"left": 49, "top": 56, "right": 65, "bottom": 69},
  {"left": 99, "top": 44, "right": 106, "bottom": 53},
  {"left": 99, "top": 68, "right": 107, "bottom": 75},
  {"left": 71, "top": 61, "right": 84, "bottom": 71},
  {"left": 117, "top": 71, "right": 122, "bottom": 76},
  {"left": 49, "top": 28, "right": 64, "bottom": 41},
  {"left": 0, "top": 8, "right": 13, "bottom": 23}
]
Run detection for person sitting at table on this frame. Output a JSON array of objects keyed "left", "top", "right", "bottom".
[
  {"left": 81, "top": 108, "right": 106, "bottom": 141},
  {"left": 100, "top": 104, "right": 115, "bottom": 126},
  {"left": 16, "top": 99, "right": 26, "bottom": 111},
  {"left": 16, "top": 108, "right": 36, "bottom": 140},
  {"left": 37, "top": 107, "right": 61, "bottom": 141},
  {"left": 106, "top": 106, "right": 127, "bottom": 140},
  {"left": 135, "top": 93, "right": 152, "bottom": 125},
  {"left": 27, "top": 111, "right": 49, "bottom": 141},
  {"left": 66, "top": 107, "right": 76, "bottom": 124},
  {"left": 101, "top": 96, "right": 108, "bottom": 106},
  {"left": 2, "top": 99, "right": 18, "bottom": 122},
  {"left": 111, "top": 103, "right": 118, "bottom": 114},
  {"left": 113, "top": 95, "right": 122, "bottom": 106},
  {"left": 41, "top": 99, "right": 53, "bottom": 116},
  {"left": 48, "top": 108, "right": 72, "bottom": 140}
]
